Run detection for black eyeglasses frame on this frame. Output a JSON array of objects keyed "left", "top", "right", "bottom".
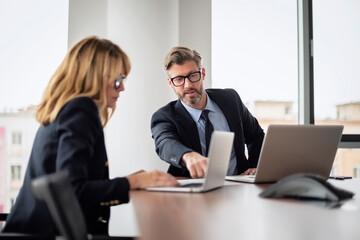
[{"left": 170, "top": 69, "right": 202, "bottom": 87}]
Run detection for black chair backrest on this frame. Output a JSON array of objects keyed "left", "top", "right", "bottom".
[
  {"left": 0, "top": 213, "right": 8, "bottom": 221},
  {"left": 31, "top": 171, "right": 87, "bottom": 240}
]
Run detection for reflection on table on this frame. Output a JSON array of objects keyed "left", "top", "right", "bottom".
[{"left": 130, "top": 179, "right": 360, "bottom": 240}]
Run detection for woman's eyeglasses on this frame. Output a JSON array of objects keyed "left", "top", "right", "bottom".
[{"left": 114, "top": 75, "right": 126, "bottom": 90}]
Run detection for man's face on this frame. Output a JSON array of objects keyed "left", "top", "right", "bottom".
[{"left": 167, "top": 60, "right": 206, "bottom": 108}]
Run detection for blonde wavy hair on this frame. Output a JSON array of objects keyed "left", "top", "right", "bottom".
[{"left": 36, "top": 36, "right": 131, "bottom": 127}]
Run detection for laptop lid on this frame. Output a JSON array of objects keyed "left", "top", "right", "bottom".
[
  {"left": 146, "top": 131, "right": 234, "bottom": 192},
  {"left": 226, "top": 124, "right": 343, "bottom": 183}
]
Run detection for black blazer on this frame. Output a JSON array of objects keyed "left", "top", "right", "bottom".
[
  {"left": 151, "top": 88, "right": 264, "bottom": 177},
  {"left": 3, "top": 97, "right": 130, "bottom": 236}
]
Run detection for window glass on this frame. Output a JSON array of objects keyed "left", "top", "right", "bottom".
[
  {"left": 11, "top": 132, "right": 22, "bottom": 145},
  {"left": 212, "top": 0, "right": 298, "bottom": 130},
  {"left": 212, "top": 0, "right": 359, "bottom": 178},
  {"left": 333, "top": 149, "right": 360, "bottom": 178},
  {"left": 312, "top": 0, "right": 360, "bottom": 178},
  {"left": 0, "top": 0, "right": 68, "bottom": 213},
  {"left": 11, "top": 166, "right": 21, "bottom": 181},
  {"left": 313, "top": 0, "right": 360, "bottom": 134}
]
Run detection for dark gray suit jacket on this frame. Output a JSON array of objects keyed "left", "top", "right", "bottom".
[
  {"left": 3, "top": 97, "right": 130, "bottom": 236},
  {"left": 151, "top": 88, "right": 264, "bottom": 177}
]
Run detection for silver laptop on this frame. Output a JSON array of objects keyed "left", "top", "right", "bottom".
[
  {"left": 146, "top": 131, "right": 234, "bottom": 193},
  {"left": 225, "top": 124, "right": 343, "bottom": 184}
]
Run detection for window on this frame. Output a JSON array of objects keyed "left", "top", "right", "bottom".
[
  {"left": 11, "top": 165, "right": 21, "bottom": 181},
  {"left": 11, "top": 132, "right": 22, "bottom": 145},
  {"left": 313, "top": 0, "right": 360, "bottom": 135},
  {"left": 212, "top": 0, "right": 298, "bottom": 130},
  {"left": 353, "top": 165, "right": 360, "bottom": 178},
  {"left": 212, "top": 0, "right": 360, "bottom": 178},
  {"left": 0, "top": 0, "right": 68, "bottom": 212}
]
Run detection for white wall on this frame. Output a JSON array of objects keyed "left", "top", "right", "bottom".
[
  {"left": 68, "top": 0, "right": 211, "bottom": 236},
  {"left": 68, "top": 0, "right": 108, "bottom": 46},
  {"left": 179, "top": 0, "right": 212, "bottom": 89},
  {"left": 105, "top": 0, "right": 178, "bottom": 176}
]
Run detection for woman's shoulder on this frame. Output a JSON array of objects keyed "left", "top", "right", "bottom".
[
  {"left": 62, "top": 97, "right": 98, "bottom": 113},
  {"left": 66, "top": 96, "right": 97, "bottom": 108},
  {"left": 57, "top": 97, "right": 101, "bottom": 125}
]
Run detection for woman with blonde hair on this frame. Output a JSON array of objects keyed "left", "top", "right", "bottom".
[{"left": 3, "top": 36, "right": 178, "bottom": 236}]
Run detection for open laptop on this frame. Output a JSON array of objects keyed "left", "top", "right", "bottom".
[
  {"left": 146, "top": 131, "right": 234, "bottom": 193},
  {"left": 225, "top": 124, "right": 343, "bottom": 184}
]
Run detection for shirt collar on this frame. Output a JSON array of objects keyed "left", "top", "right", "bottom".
[{"left": 181, "top": 93, "right": 216, "bottom": 122}]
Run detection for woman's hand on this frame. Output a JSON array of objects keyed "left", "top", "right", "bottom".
[{"left": 126, "top": 170, "right": 180, "bottom": 190}]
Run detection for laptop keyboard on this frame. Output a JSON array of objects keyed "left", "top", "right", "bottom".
[
  {"left": 178, "top": 178, "right": 205, "bottom": 187},
  {"left": 181, "top": 183, "right": 204, "bottom": 188}
]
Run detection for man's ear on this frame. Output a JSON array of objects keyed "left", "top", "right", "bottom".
[
  {"left": 167, "top": 77, "right": 173, "bottom": 88},
  {"left": 202, "top": 67, "right": 206, "bottom": 80}
]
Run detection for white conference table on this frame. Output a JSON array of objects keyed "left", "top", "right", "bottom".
[{"left": 130, "top": 178, "right": 360, "bottom": 240}]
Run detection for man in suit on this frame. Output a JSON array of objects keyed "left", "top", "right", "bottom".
[{"left": 151, "top": 46, "right": 265, "bottom": 178}]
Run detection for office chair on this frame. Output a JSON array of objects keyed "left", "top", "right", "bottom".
[
  {"left": 31, "top": 170, "right": 134, "bottom": 240},
  {"left": 0, "top": 213, "right": 8, "bottom": 221},
  {"left": 1, "top": 212, "right": 55, "bottom": 239},
  {"left": 1, "top": 214, "right": 55, "bottom": 239}
]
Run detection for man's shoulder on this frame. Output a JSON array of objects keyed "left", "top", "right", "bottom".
[
  {"left": 154, "top": 100, "right": 180, "bottom": 114},
  {"left": 206, "top": 88, "right": 237, "bottom": 96},
  {"left": 151, "top": 100, "right": 186, "bottom": 126},
  {"left": 206, "top": 88, "right": 239, "bottom": 100}
]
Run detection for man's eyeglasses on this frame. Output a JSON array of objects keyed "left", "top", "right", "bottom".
[
  {"left": 114, "top": 75, "right": 126, "bottom": 90},
  {"left": 170, "top": 69, "right": 202, "bottom": 87}
]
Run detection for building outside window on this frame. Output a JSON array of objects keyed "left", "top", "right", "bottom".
[
  {"left": 11, "top": 132, "right": 22, "bottom": 145},
  {"left": 353, "top": 165, "right": 360, "bottom": 178},
  {"left": 10, "top": 165, "right": 21, "bottom": 181}
]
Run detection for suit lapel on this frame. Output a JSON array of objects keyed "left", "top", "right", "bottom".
[{"left": 206, "top": 90, "right": 237, "bottom": 132}]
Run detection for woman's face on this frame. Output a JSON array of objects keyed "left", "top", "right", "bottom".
[{"left": 106, "top": 75, "right": 125, "bottom": 108}]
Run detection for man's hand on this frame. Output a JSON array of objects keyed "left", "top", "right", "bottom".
[
  {"left": 241, "top": 168, "right": 257, "bottom": 175},
  {"left": 182, "top": 152, "right": 209, "bottom": 178}
]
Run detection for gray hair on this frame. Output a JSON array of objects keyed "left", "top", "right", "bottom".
[{"left": 164, "top": 46, "right": 202, "bottom": 73}]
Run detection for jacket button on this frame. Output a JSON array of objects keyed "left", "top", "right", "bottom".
[
  {"left": 100, "top": 202, "right": 110, "bottom": 206},
  {"left": 110, "top": 200, "right": 120, "bottom": 205}
]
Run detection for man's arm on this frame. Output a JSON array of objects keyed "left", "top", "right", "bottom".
[
  {"left": 151, "top": 110, "right": 208, "bottom": 178},
  {"left": 151, "top": 110, "right": 193, "bottom": 169}
]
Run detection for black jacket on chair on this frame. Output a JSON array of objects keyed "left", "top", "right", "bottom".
[
  {"left": 3, "top": 97, "right": 130, "bottom": 236},
  {"left": 151, "top": 88, "right": 264, "bottom": 177}
]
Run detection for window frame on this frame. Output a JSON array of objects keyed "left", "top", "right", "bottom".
[{"left": 299, "top": 0, "right": 360, "bottom": 147}]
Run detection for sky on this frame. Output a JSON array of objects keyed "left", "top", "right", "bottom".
[
  {"left": 0, "top": 0, "right": 68, "bottom": 111},
  {"left": 0, "top": 0, "right": 359, "bottom": 120}
]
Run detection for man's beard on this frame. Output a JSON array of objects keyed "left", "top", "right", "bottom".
[{"left": 178, "top": 86, "right": 203, "bottom": 106}]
